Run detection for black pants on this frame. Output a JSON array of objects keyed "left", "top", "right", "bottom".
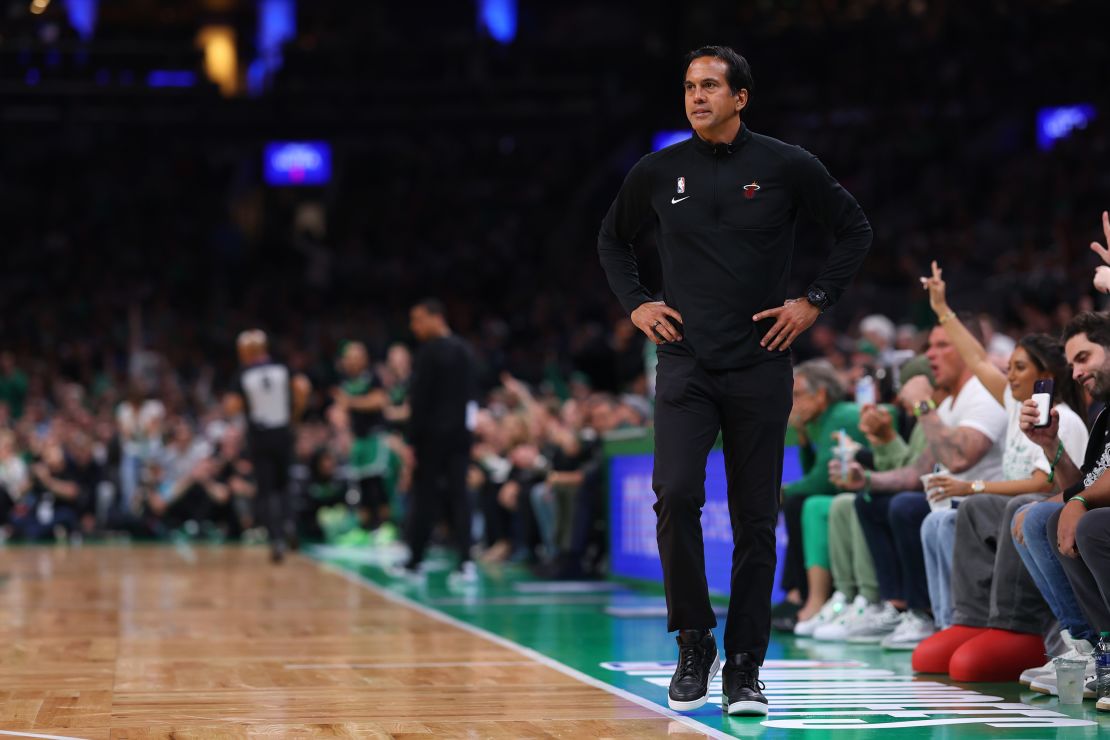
[
  {"left": 407, "top": 444, "right": 472, "bottom": 567},
  {"left": 653, "top": 353, "right": 792, "bottom": 661},
  {"left": 359, "top": 476, "right": 388, "bottom": 529},
  {"left": 250, "top": 437, "right": 293, "bottom": 547}
]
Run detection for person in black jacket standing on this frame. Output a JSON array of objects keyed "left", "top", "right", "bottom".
[
  {"left": 597, "top": 46, "right": 872, "bottom": 716},
  {"left": 403, "top": 299, "right": 479, "bottom": 583}
]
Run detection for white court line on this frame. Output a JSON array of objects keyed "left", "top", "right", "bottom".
[
  {"left": 0, "top": 731, "right": 90, "bottom": 740},
  {"left": 285, "top": 660, "right": 536, "bottom": 670},
  {"left": 312, "top": 559, "right": 735, "bottom": 740}
]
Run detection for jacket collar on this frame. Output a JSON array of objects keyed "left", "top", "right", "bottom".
[{"left": 692, "top": 121, "right": 752, "bottom": 156}]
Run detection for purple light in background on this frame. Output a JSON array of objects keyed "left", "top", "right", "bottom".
[
  {"left": 25, "top": 68, "right": 41, "bottom": 86},
  {"left": 478, "top": 0, "right": 516, "bottom": 43},
  {"left": 64, "top": 0, "right": 98, "bottom": 41},
  {"left": 147, "top": 70, "right": 197, "bottom": 88},
  {"left": 264, "top": 141, "right": 331, "bottom": 186},
  {"left": 652, "top": 130, "right": 690, "bottom": 151},
  {"left": 249, "top": 0, "right": 296, "bottom": 96},
  {"left": 1036, "top": 104, "right": 1096, "bottom": 151}
]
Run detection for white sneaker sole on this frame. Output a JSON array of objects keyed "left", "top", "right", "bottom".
[
  {"left": 1019, "top": 673, "right": 1050, "bottom": 688},
  {"left": 724, "top": 699, "right": 769, "bottom": 716},
  {"left": 846, "top": 634, "right": 889, "bottom": 644},
  {"left": 667, "top": 655, "right": 720, "bottom": 712}
]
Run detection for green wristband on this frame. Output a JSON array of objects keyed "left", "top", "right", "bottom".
[
  {"left": 1072, "top": 495, "right": 1090, "bottom": 510},
  {"left": 1047, "top": 442, "right": 1065, "bottom": 483}
]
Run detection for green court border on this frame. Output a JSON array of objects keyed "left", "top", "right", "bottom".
[{"left": 310, "top": 548, "right": 1105, "bottom": 739}]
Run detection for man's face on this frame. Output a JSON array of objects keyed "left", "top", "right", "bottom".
[
  {"left": 1066, "top": 333, "right": 1110, "bottom": 398},
  {"left": 342, "top": 345, "right": 367, "bottom": 377},
  {"left": 684, "top": 57, "right": 745, "bottom": 137},
  {"left": 925, "top": 327, "right": 966, "bottom": 390},
  {"left": 387, "top": 344, "right": 411, "bottom": 376},
  {"left": 409, "top": 307, "right": 431, "bottom": 341}
]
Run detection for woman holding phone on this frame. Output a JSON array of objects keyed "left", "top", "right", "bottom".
[{"left": 912, "top": 261, "right": 1089, "bottom": 677}]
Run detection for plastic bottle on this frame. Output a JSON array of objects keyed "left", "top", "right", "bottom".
[
  {"left": 836, "top": 429, "right": 853, "bottom": 474},
  {"left": 1097, "top": 632, "right": 1110, "bottom": 699}
]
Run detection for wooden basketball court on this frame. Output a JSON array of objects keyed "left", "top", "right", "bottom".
[
  {"left": 0, "top": 546, "right": 683, "bottom": 739},
  {"left": 1, "top": 545, "right": 1099, "bottom": 738}
]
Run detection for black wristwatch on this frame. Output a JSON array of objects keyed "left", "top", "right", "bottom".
[{"left": 806, "top": 286, "right": 830, "bottom": 312}]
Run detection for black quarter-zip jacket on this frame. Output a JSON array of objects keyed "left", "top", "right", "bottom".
[{"left": 598, "top": 123, "right": 872, "bottom": 370}]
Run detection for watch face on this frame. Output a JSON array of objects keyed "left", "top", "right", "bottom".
[{"left": 808, "top": 288, "right": 827, "bottom": 306}]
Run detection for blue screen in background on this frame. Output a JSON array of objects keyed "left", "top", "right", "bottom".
[
  {"left": 264, "top": 141, "right": 331, "bottom": 186},
  {"left": 1036, "top": 104, "right": 1096, "bottom": 151},
  {"left": 652, "top": 130, "right": 691, "bottom": 151},
  {"left": 609, "top": 446, "right": 803, "bottom": 601}
]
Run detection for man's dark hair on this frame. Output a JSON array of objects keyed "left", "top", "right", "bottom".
[
  {"left": 414, "top": 297, "right": 446, "bottom": 317},
  {"left": 1063, "top": 311, "right": 1110, "bottom": 348},
  {"left": 684, "top": 45, "right": 754, "bottom": 97}
]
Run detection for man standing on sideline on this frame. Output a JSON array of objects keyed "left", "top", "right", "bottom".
[
  {"left": 229, "top": 330, "right": 311, "bottom": 563},
  {"left": 597, "top": 46, "right": 871, "bottom": 715},
  {"left": 403, "top": 299, "right": 479, "bottom": 584}
]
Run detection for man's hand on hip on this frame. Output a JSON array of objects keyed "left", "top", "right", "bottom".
[
  {"left": 753, "top": 299, "right": 820, "bottom": 352},
  {"left": 632, "top": 301, "right": 684, "bottom": 345}
]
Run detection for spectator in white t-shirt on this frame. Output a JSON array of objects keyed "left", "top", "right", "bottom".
[
  {"left": 116, "top": 384, "right": 165, "bottom": 509},
  {"left": 835, "top": 317, "right": 1009, "bottom": 650},
  {"left": 0, "top": 429, "right": 30, "bottom": 536}
]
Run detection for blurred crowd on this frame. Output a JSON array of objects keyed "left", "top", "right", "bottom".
[{"left": 0, "top": 322, "right": 653, "bottom": 582}]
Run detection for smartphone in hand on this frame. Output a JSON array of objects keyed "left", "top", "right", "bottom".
[{"left": 1033, "top": 379, "right": 1055, "bottom": 428}]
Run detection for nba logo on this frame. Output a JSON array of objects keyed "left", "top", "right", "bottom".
[{"left": 676, "top": 177, "right": 685, "bottom": 194}]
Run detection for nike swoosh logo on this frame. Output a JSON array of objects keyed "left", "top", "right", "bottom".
[{"left": 671, "top": 196, "right": 690, "bottom": 204}]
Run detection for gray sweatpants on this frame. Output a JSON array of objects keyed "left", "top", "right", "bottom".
[
  {"left": 950, "top": 493, "right": 1053, "bottom": 634},
  {"left": 1051, "top": 506, "right": 1110, "bottom": 633}
]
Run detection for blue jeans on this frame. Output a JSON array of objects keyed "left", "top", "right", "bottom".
[
  {"left": 1015, "top": 500, "right": 1096, "bottom": 643},
  {"left": 922, "top": 507, "right": 958, "bottom": 629}
]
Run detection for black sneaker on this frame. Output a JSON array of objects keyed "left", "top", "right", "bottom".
[
  {"left": 722, "top": 653, "right": 768, "bottom": 716},
  {"left": 668, "top": 629, "right": 720, "bottom": 711},
  {"left": 771, "top": 600, "right": 801, "bottom": 632}
]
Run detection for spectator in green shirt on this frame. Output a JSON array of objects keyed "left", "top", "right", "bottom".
[
  {"left": 776, "top": 360, "right": 868, "bottom": 628},
  {"left": 0, "top": 352, "right": 28, "bottom": 420}
]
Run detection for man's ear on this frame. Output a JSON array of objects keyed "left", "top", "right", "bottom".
[{"left": 736, "top": 88, "right": 749, "bottom": 113}]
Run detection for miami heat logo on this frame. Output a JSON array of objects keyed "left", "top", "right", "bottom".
[{"left": 743, "top": 181, "right": 760, "bottom": 199}]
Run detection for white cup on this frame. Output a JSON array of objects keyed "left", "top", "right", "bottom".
[{"left": 920, "top": 473, "right": 949, "bottom": 511}]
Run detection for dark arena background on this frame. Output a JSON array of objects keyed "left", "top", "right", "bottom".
[{"left": 1, "top": 1, "right": 1110, "bottom": 737}]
